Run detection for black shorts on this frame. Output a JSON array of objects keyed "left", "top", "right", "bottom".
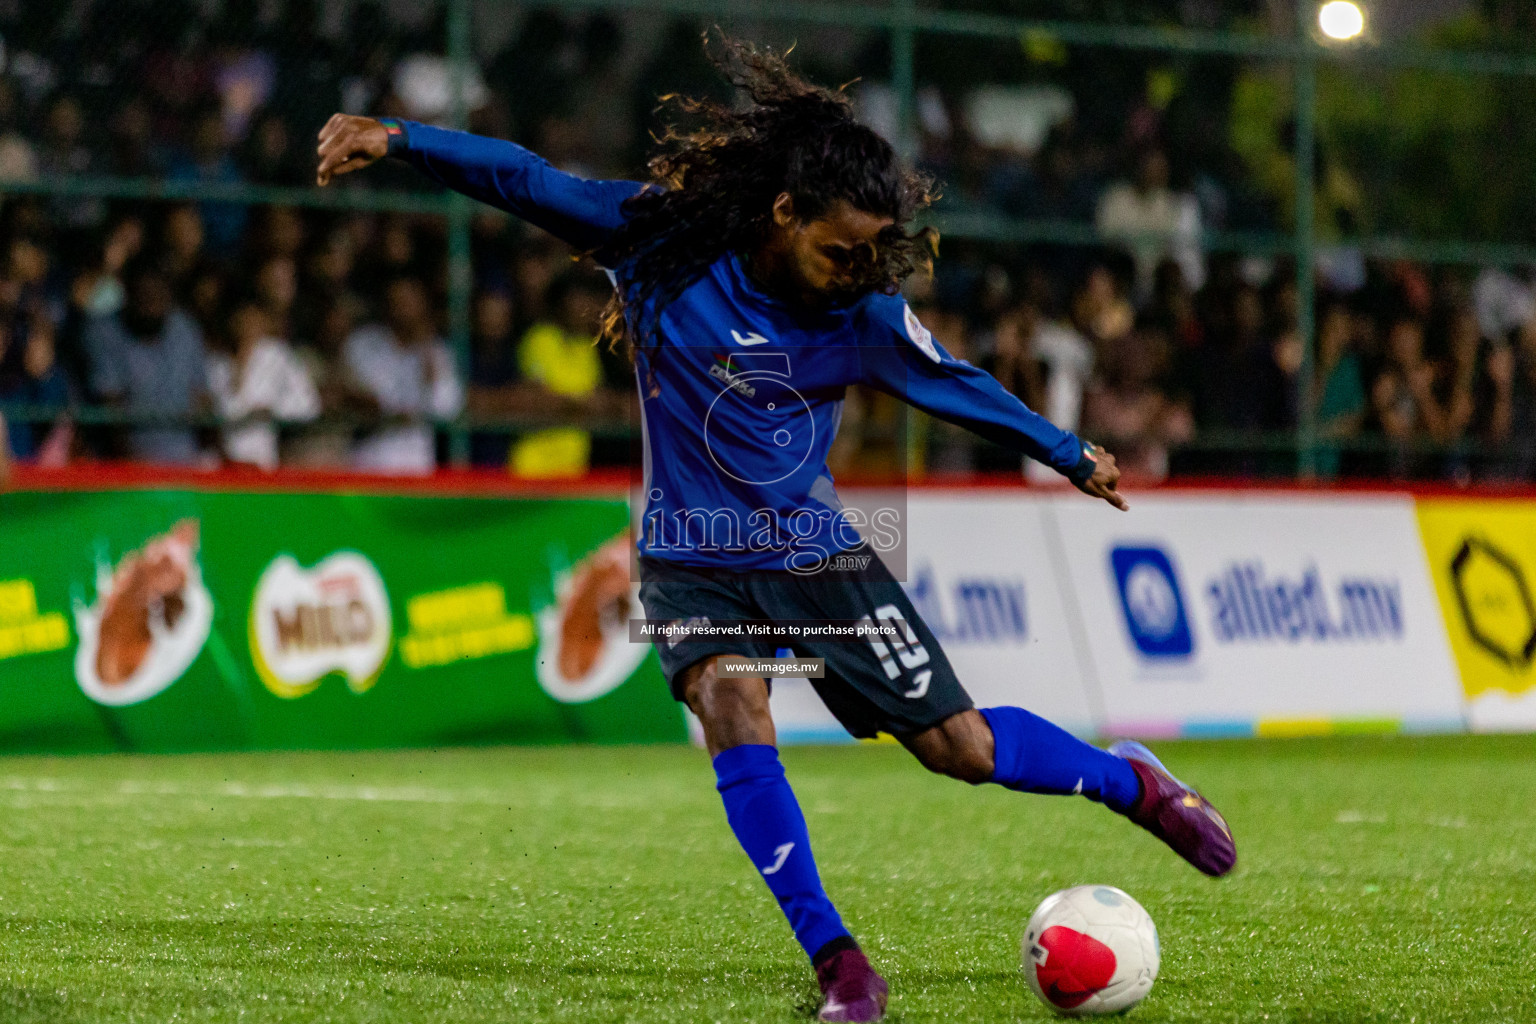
[{"left": 637, "top": 545, "right": 973, "bottom": 739}]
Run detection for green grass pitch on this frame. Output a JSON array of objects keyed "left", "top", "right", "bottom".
[{"left": 0, "top": 734, "right": 1531, "bottom": 1023}]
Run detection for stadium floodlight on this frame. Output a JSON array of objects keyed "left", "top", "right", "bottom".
[{"left": 1317, "top": 0, "right": 1366, "bottom": 42}]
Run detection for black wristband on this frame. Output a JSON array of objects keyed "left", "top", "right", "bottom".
[
  {"left": 378, "top": 118, "right": 409, "bottom": 156},
  {"left": 1068, "top": 441, "right": 1099, "bottom": 485}
]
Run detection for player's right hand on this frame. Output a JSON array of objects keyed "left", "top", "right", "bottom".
[
  {"left": 1075, "top": 443, "right": 1129, "bottom": 511},
  {"left": 316, "top": 114, "right": 389, "bottom": 186}
]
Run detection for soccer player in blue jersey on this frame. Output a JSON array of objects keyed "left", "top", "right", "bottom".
[{"left": 318, "top": 38, "right": 1234, "bottom": 1023}]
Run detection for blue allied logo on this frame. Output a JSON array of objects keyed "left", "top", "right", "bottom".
[{"left": 1110, "top": 546, "right": 1195, "bottom": 658}]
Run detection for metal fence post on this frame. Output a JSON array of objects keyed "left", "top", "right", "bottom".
[
  {"left": 892, "top": 0, "right": 917, "bottom": 161},
  {"left": 446, "top": 0, "right": 475, "bottom": 468},
  {"left": 1294, "top": 1, "right": 1319, "bottom": 480},
  {"left": 892, "top": 0, "right": 922, "bottom": 475}
]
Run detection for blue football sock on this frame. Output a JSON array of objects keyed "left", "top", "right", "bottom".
[
  {"left": 979, "top": 706, "right": 1141, "bottom": 814},
  {"left": 713, "top": 744, "right": 851, "bottom": 962}
]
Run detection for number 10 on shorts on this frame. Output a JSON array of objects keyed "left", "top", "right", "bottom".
[{"left": 859, "top": 604, "right": 933, "bottom": 699}]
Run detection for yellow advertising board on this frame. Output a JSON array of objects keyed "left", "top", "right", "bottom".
[{"left": 1416, "top": 499, "right": 1536, "bottom": 729}]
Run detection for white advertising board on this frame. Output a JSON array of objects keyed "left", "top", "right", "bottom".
[
  {"left": 752, "top": 488, "right": 1469, "bottom": 744},
  {"left": 1049, "top": 493, "right": 1465, "bottom": 734}
]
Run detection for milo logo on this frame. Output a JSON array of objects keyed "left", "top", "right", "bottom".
[{"left": 249, "top": 552, "right": 392, "bottom": 698}]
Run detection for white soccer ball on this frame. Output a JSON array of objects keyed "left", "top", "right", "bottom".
[{"left": 1021, "top": 885, "right": 1160, "bottom": 1016}]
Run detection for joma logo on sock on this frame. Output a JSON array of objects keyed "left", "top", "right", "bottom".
[{"left": 760, "top": 842, "right": 794, "bottom": 875}]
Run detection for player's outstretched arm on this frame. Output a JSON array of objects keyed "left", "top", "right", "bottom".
[
  {"left": 858, "top": 297, "right": 1128, "bottom": 511},
  {"left": 316, "top": 114, "right": 646, "bottom": 252}
]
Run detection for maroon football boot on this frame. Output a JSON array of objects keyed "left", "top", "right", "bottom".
[
  {"left": 815, "top": 947, "right": 888, "bottom": 1023},
  {"left": 1109, "top": 740, "right": 1236, "bottom": 877}
]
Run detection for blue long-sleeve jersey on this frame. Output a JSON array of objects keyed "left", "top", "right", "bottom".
[{"left": 391, "top": 121, "right": 1096, "bottom": 570}]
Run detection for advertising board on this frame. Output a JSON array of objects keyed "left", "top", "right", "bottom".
[
  {"left": 762, "top": 490, "right": 1474, "bottom": 742},
  {"left": 5, "top": 474, "right": 1531, "bottom": 750},
  {"left": 0, "top": 487, "right": 685, "bottom": 752},
  {"left": 1052, "top": 493, "right": 1466, "bottom": 736},
  {"left": 1417, "top": 499, "right": 1536, "bottom": 731}
]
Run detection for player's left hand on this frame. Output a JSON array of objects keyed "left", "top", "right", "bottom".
[
  {"left": 316, "top": 114, "right": 389, "bottom": 186},
  {"left": 1075, "top": 444, "right": 1129, "bottom": 511}
]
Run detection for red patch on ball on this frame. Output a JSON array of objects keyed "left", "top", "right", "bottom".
[{"left": 1036, "top": 925, "right": 1118, "bottom": 1009}]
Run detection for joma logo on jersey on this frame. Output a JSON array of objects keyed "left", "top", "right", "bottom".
[{"left": 730, "top": 329, "right": 771, "bottom": 346}]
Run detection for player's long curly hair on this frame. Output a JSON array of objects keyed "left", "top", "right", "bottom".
[{"left": 593, "top": 34, "right": 937, "bottom": 359}]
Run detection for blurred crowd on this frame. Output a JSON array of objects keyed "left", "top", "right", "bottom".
[
  {"left": 0, "top": 195, "right": 632, "bottom": 476},
  {"left": 0, "top": 0, "right": 1534, "bottom": 482},
  {"left": 857, "top": 245, "right": 1536, "bottom": 485}
]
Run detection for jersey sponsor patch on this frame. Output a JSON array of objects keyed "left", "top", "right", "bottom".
[{"left": 902, "top": 303, "right": 942, "bottom": 363}]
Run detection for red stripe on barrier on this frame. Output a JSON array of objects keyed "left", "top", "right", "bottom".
[
  {"left": 10, "top": 462, "right": 1536, "bottom": 499},
  {"left": 8, "top": 462, "right": 635, "bottom": 497}
]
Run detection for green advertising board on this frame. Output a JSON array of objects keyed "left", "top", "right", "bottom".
[{"left": 0, "top": 486, "right": 685, "bottom": 752}]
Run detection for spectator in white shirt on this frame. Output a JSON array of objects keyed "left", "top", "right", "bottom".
[
  {"left": 1472, "top": 267, "right": 1535, "bottom": 344},
  {"left": 342, "top": 276, "right": 464, "bottom": 474},
  {"left": 1096, "top": 148, "right": 1205, "bottom": 302},
  {"left": 206, "top": 298, "right": 321, "bottom": 470}
]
